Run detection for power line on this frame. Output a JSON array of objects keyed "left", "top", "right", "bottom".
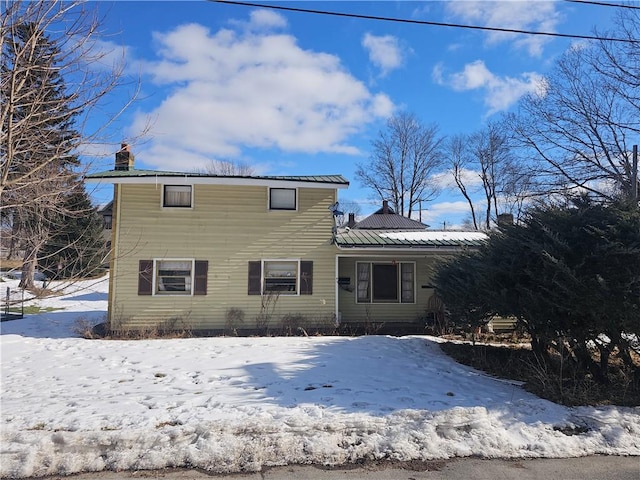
[
  {"left": 212, "top": 0, "right": 639, "bottom": 44},
  {"left": 564, "top": 0, "right": 640, "bottom": 10}
]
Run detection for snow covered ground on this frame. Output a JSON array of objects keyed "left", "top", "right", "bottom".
[{"left": 1, "top": 275, "right": 639, "bottom": 478}]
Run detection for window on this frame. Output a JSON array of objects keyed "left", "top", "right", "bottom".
[
  {"left": 156, "top": 260, "right": 192, "bottom": 294},
  {"left": 138, "top": 259, "right": 208, "bottom": 296},
  {"left": 269, "top": 188, "right": 296, "bottom": 210},
  {"left": 248, "top": 260, "right": 313, "bottom": 295},
  {"left": 264, "top": 261, "right": 298, "bottom": 293},
  {"left": 356, "top": 262, "right": 415, "bottom": 303},
  {"left": 163, "top": 185, "right": 192, "bottom": 208}
]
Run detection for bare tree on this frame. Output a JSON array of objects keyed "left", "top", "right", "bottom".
[
  {"left": 472, "top": 122, "right": 515, "bottom": 230},
  {"left": 337, "top": 199, "right": 362, "bottom": 217},
  {"left": 356, "top": 112, "right": 444, "bottom": 218},
  {"left": 447, "top": 134, "right": 480, "bottom": 230},
  {"left": 198, "top": 159, "right": 255, "bottom": 176},
  {"left": 508, "top": 13, "right": 640, "bottom": 201},
  {"left": 592, "top": 8, "right": 640, "bottom": 131},
  {"left": 591, "top": 8, "right": 640, "bottom": 201},
  {"left": 446, "top": 123, "right": 534, "bottom": 230},
  {"left": 1, "top": 0, "right": 138, "bottom": 289}
]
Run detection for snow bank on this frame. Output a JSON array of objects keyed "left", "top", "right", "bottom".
[{"left": 1, "top": 276, "right": 638, "bottom": 478}]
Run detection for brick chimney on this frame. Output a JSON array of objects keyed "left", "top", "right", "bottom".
[
  {"left": 115, "top": 143, "right": 134, "bottom": 171},
  {"left": 497, "top": 213, "right": 514, "bottom": 226},
  {"left": 382, "top": 200, "right": 389, "bottom": 214},
  {"left": 347, "top": 213, "right": 356, "bottom": 228}
]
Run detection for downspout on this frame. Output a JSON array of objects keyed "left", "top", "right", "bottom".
[
  {"left": 332, "top": 191, "right": 341, "bottom": 326},
  {"left": 335, "top": 254, "right": 340, "bottom": 326}
]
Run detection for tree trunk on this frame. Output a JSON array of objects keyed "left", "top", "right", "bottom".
[{"left": 19, "top": 248, "right": 37, "bottom": 290}]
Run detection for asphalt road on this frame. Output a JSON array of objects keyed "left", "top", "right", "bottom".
[{"left": 36, "top": 456, "right": 640, "bottom": 480}]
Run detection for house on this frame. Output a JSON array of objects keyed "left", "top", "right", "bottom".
[
  {"left": 86, "top": 145, "right": 349, "bottom": 333},
  {"left": 86, "top": 145, "right": 486, "bottom": 334},
  {"left": 97, "top": 201, "right": 113, "bottom": 242},
  {"left": 96, "top": 201, "right": 114, "bottom": 265},
  {"left": 334, "top": 203, "right": 487, "bottom": 332}
]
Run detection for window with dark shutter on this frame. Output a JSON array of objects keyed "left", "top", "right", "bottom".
[
  {"left": 300, "top": 261, "right": 313, "bottom": 295},
  {"left": 248, "top": 261, "right": 262, "bottom": 295},
  {"left": 138, "top": 260, "right": 153, "bottom": 295},
  {"left": 194, "top": 260, "right": 208, "bottom": 295}
]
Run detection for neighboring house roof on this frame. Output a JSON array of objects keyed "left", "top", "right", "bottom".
[
  {"left": 352, "top": 201, "right": 429, "bottom": 230},
  {"left": 354, "top": 213, "right": 428, "bottom": 230},
  {"left": 335, "top": 229, "right": 488, "bottom": 249},
  {"left": 86, "top": 170, "right": 349, "bottom": 189},
  {"left": 97, "top": 200, "right": 113, "bottom": 214}
]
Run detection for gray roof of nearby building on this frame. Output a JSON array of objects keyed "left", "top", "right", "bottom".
[
  {"left": 354, "top": 213, "right": 428, "bottom": 230},
  {"left": 351, "top": 203, "right": 429, "bottom": 230},
  {"left": 335, "top": 229, "right": 488, "bottom": 249},
  {"left": 97, "top": 200, "right": 113, "bottom": 213}
]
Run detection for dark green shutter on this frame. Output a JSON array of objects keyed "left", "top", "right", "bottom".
[
  {"left": 194, "top": 260, "right": 208, "bottom": 295},
  {"left": 138, "top": 260, "right": 153, "bottom": 295},
  {"left": 300, "top": 261, "right": 313, "bottom": 295},
  {"left": 248, "top": 261, "right": 261, "bottom": 295}
]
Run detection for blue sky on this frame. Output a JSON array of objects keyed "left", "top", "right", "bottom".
[{"left": 87, "top": 0, "right": 619, "bottom": 227}]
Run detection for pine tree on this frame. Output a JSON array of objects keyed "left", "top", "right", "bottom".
[
  {"left": 38, "top": 183, "right": 107, "bottom": 281},
  {"left": 2, "top": 21, "right": 81, "bottom": 289}
]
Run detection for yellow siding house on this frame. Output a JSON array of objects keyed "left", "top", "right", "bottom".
[
  {"left": 86, "top": 145, "right": 348, "bottom": 333},
  {"left": 87, "top": 145, "right": 487, "bottom": 335}
]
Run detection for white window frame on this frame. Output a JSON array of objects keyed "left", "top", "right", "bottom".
[
  {"left": 262, "top": 259, "right": 300, "bottom": 295},
  {"left": 153, "top": 258, "right": 195, "bottom": 296},
  {"left": 162, "top": 185, "right": 193, "bottom": 208},
  {"left": 268, "top": 187, "right": 297, "bottom": 211},
  {"left": 355, "top": 261, "right": 416, "bottom": 304}
]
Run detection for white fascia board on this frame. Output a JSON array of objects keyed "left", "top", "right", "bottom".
[
  {"left": 335, "top": 246, "right": 468, "bottom": 254},
  {"left": 86, "top": 175, "right": 349, "bottom": 190}
]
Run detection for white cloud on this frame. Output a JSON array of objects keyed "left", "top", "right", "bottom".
[
  {"left": 130, "top": 19, "right": 394, "bottom": 171},
  {"left": 431, "top": 168, "right": 484, "bottom": 190},
  {"left": 450, "top": 60, "right": 495, "bottom": 90},
  {"left": 421, "top": 200, "right": 479, "bottom": 227},
  {"left": 444, "top": 1, "right": 562, "bottom": 57},
  {"left": 83, "top": 38, "right": 130, "bottom": 72},
  {"left": 248, "top": 9, "right": 288, "bottom": 30},
  {"left": 433, "top": 60, "right": 544, "bottom": 115},
  {"left": 228, "top": 9, "right": 288, "bottom": 32},
  {"left": 361, "top": 33, "right": 405, "bottom": 77}
]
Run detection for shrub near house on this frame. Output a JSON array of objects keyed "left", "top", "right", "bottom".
[{"left": 435, "top": 198, "right": 640, "bottom": 402}]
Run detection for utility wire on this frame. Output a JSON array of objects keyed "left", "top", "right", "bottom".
[
  {"left": 212, "top": 0, "right": 639, "bottom": 44},
  {"left": 564, "top": 0, "right": 640, "bottom": 10}
]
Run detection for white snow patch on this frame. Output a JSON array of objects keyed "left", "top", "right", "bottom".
[
  {"left": 379, "top": 231, "right": 489, "bottom": 242},
  {"left": 1, "top": 275, "right": 638, "bottom": 478}
]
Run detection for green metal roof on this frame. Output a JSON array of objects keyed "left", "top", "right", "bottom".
[
  {"left": 334, "top": 229, "right": 487, "bottom": 249},
  {"left": 86, "top": 169, "right": 349, "bottom": 185},
  {"left": 87, "top": 169, "right": 186, "bottom": 178}
]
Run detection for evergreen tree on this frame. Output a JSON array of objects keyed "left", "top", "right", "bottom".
[
  {"left": 38, "top": 183, "right": 107, "bottom": 281},
  {"left": 2, "top": 21, "right": 81, "bottom": 289},
  {"left": 435, "top": 198, "right": 640, "bottom": 385}
]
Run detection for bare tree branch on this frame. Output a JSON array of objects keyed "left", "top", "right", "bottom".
[
  {"left": 1, "top": 0, "right": 141, "bottom": 290},
  {"left": 356, "top": 112, "right": 444, "bottom": 218}
]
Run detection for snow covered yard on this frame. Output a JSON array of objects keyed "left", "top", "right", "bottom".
[{"left": 1, "top": 276, "right": 639, "bottom": 478}]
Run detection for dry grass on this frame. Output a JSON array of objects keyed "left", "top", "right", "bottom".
[
  {"left": 0, "top": 259, "right": 23, "bottom": 270},
  {"left": 440, "top": 339, "right": 640, "bottom": 407}
]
